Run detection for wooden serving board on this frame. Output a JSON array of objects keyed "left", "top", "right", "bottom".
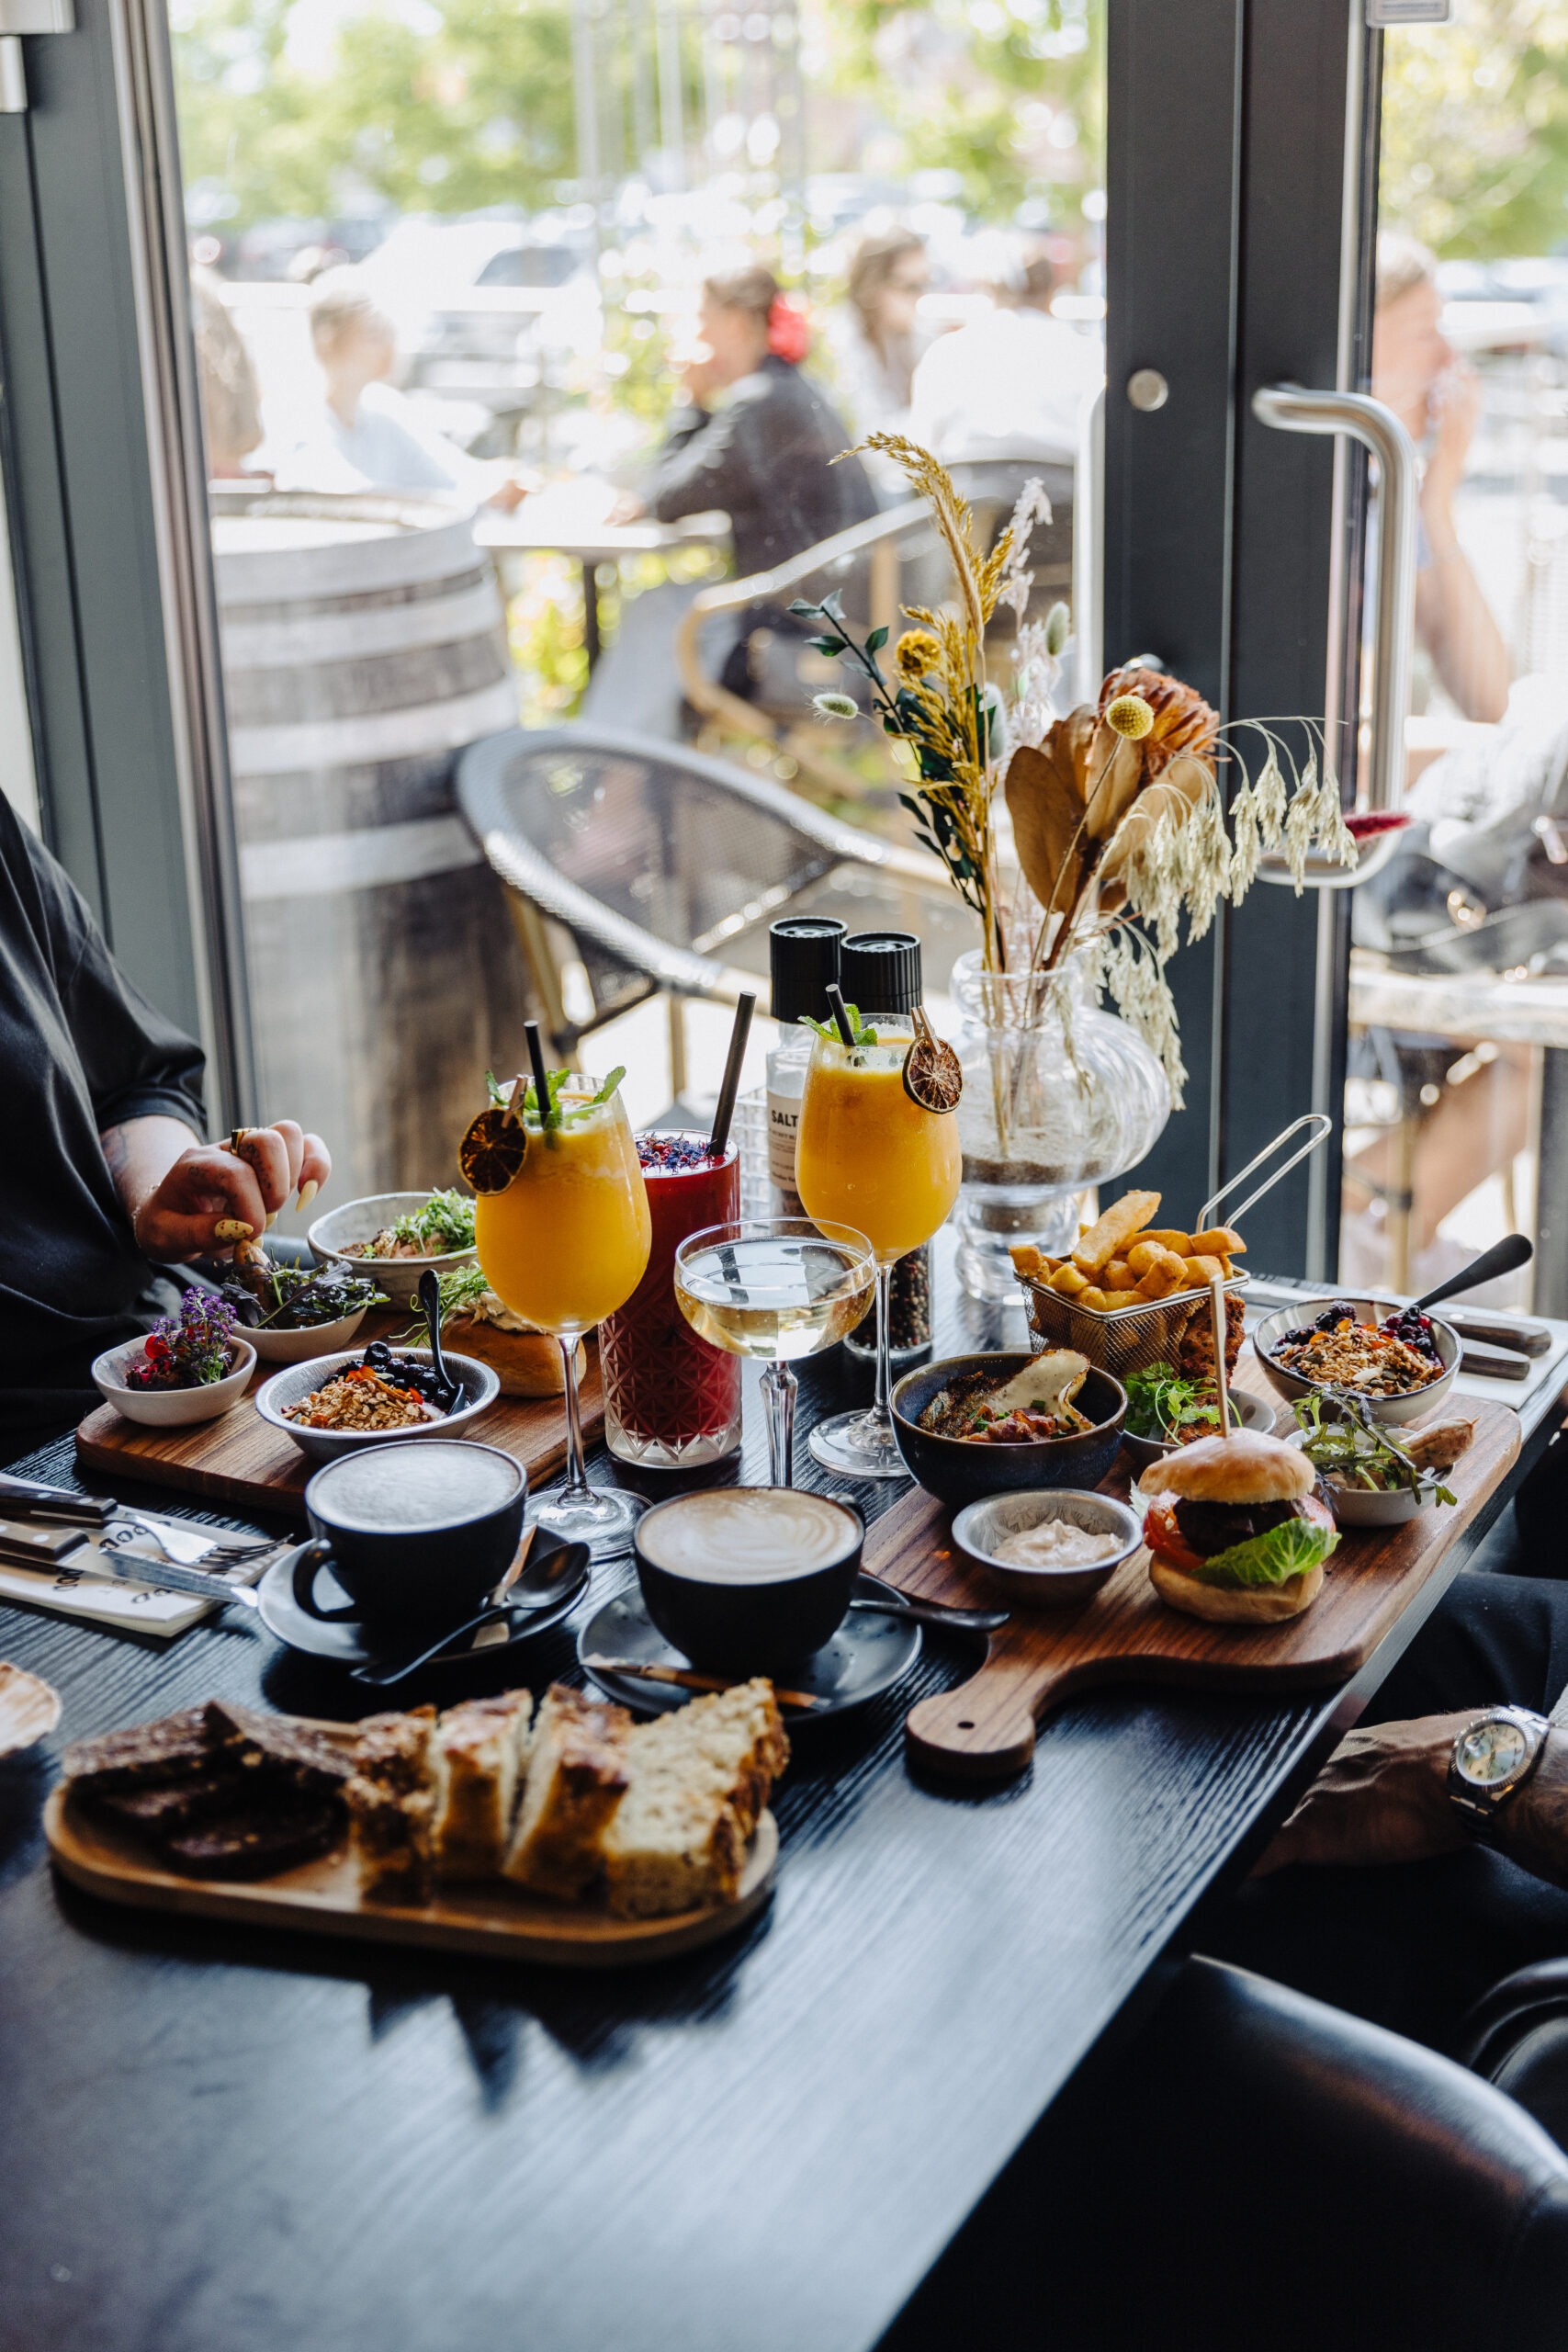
[
  {"left": 865, "top": 1398, "right": 1520, "bottom": 1781},
  {"left": 74, "top": 1352, "right": 602, "bottom": 1519},
  {"left": 45, "top": 1789, "right": 776, "bottom": 1969}
]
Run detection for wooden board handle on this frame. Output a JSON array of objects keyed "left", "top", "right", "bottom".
[{"left": 905, "top": 1681, "right": 1039, "bottom": 1778}]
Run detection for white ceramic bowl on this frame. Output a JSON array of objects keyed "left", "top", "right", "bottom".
[
  {"left": 1252, "top": 1295, "right": 1460, "bottom": 1426},
  {"left": 307, "top": 1192, "right": 478, "bottom": 1308},
  {"left": 254, "top": 1345, "right": 501, "bottom": 1464},
  {"left": 952, "top": 1488, "right": 1143, "bottom": 1608},
  {"left": 1120, "top": 1385, "right": 1276, "bottom": 1474},
  {"left": 1283, "top": 1430, "right": 1445, "bottom": 1526},
  {"left": 92, "top": 1335, "right": 255, "bottom": 1427},
  {"left": 248, "top": 1306, "right": 370, "bottom": 1364}
]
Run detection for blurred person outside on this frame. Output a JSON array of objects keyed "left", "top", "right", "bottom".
[
  {"left": 625, "top": 266, "right": 876, "bottom": 708},
  {"left": 190, "top": 270, "right": 266, "bottom": 482},
  {"left": 829, "top": 228, "right": 930, "bottom": 489},
  {"left": 638, "top": 266, "right": 875, "bottom": 578},
  {"left": 1373, "top": 233, "right": 1510, "bottom": 725},
  {"left": 271, "top": 269, "right": 530, "bottom": 512},
  {"left": 907, "top": 237, "right": 1101, "bottom": 468}
]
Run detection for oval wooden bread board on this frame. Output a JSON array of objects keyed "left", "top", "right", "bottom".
[
  {"left": 866, "top": 1397, "right": 1521, "bottom": 1781},
  {"left": 45, "top": 1790, "right": 776, "bottom": 1969}
]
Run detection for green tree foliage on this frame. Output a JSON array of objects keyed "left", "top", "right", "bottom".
[
  {"left": 818, "top": 0, "right": 1102, "bottom": 221},
  {"left": 172, "top": 0, "right": 576, "bottom": 223},
  {"left": 1381, "top": 0, "right": 1568, "bottom": 257}
]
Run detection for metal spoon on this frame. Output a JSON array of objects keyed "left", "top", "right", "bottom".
[
  {"left": 351, "top": 1532, "right": 589, "bottom": 1688},
  {"left": 1410, "top": 1233, "right": 1533, "bottom": 1317},
  {"left": 848, "top": 1594, "right": 1009, "bottom": 1634},
  {"left": 418, "top": 1268, "right": 460, "bottom": 1410}
]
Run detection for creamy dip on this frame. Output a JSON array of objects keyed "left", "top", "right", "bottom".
[{"left": 992, "top": 1520, "right": 1118, "bottom": 1568}]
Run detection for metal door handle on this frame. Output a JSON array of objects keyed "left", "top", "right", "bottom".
[
  {"left": 0, "top": 0, "right": 74, "bottom": 113},
  {"left": 1251, "top": 384, "right": 1418, "bottom": 814}
]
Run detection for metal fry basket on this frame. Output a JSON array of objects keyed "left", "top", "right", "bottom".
[
  {"left": 1020, "top": 1273, "right": 1250, "bottom": 1380},
  {"left": 1014, "top": 1113, "right": 1331, "bottom": 1379}
]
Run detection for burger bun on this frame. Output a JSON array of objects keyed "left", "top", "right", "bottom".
[
  {"left": 1148, "top": 1555, "right": 1325, "bottom": 1624},
  {"left": 1138, "top": 1427, "right": 1312, "bottom": 1507}
]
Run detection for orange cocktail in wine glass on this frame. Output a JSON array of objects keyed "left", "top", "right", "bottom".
[{"left": 468, "top": 1062, "right": 650, "bottom": 1548}]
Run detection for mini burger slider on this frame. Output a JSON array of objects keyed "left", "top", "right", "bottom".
[{"left": 1138, "top": 1429, "right": 1338, "bottom": 1624}]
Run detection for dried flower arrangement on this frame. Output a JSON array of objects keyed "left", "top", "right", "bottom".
[{"left": 796, "top": 434, "right": 1356, "bottom": 1102}]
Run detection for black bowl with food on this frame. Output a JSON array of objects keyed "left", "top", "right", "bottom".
[{"left": 891, "top": 1350, "right": 1126, "bottom": 1510}]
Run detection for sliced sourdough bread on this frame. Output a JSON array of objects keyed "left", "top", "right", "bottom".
[
  {"left": 603, "top": 1679, "right": 788, "bottom": 1919},
  {"left": 502, "top": 1685, "right": 629, "bottom": 1899},
  {"left": 431, "top": 1690, "right": 535, "bottom": 1881}
]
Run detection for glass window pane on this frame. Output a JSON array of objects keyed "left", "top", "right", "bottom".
[
  {"left": 170, "top": 0, "right": 1106, "bottom": 1187},
  {"left": 1345, "top": 0, "right": 1568, "bottom": 1311}
]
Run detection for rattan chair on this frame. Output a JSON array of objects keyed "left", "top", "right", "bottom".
[{"left": 456, "top": 722, "right": 970, "bottom": 1080}]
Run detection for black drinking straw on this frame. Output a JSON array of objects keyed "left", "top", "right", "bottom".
[
  {"left": 709, "top": 991, "right": 755, "bottom": 1158},
  {"left": 524, "top": 1018, "right": 554, "bottom": 1127},
  {"left": 825, "top": 984, "right": 856, "bottom": 1047}
]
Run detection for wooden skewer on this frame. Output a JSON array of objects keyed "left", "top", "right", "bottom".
[
  {"left": 1209, "top": 1274, "right": 1232, "bottom": 1437},
  {"left": 583, "top": 1656, "right": 829, "bottom": 1712}
]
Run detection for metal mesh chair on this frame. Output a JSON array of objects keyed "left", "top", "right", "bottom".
[{"left": 456, "top": 722, "right": 972, "bottom": 1079}]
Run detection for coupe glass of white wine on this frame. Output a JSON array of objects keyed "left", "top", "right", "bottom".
[{"left": 673, "top": 1217, "right": 875, "bottom": 1487}]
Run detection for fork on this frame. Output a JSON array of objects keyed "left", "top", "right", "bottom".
[{"left": 103, "top": 1517, "right": 276, "bottom": 1570}]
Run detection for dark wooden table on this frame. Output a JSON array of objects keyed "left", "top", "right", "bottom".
[{"left": 0, "top": 1244, "right": 1559, "bottom": 2352}]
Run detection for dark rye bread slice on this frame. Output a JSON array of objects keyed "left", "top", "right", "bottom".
[
  {"left": 93, "top": 1771, "right": 245, "bottom": 1834},
  {"left": 62, "top": 1704, "right": 238, "bottom": 1796},
  {"left": 208, "top": 1702, "right": 355, "bottom": 1802},
  {"left": 159, "top": 1799, "right": 345, "bottom": 1881}
]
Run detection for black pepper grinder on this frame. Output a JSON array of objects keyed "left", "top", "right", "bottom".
[{"left": 838, "top": 931, "right": 935, "bottom": 1367}]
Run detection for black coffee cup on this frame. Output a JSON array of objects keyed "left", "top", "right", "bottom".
[
  {"left": 634, "top": 1487, "right": 864, "bottom": 1674},
  {"left": 292, "top": 1439, "right": 527, "bottom": 1631}
]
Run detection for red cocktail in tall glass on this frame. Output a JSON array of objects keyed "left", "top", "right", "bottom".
[{"left": 600, "top": 1134, "right": 743, "bottom": 1467}]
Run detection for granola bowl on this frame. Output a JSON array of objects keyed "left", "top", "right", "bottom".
[
  {"left": 1253, "top": 1295, "right": 1459, "bottom": 1427},
  {"left": 254, "top": 1347, "right": 501, "bottom": 1464}
]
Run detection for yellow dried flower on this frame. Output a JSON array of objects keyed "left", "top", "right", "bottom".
[
  {"left": 1105, "top": 693, "right": 1155, "bottom": 741},
  {"left": 895, "top": 629, "right": 942, "bottom": 682}
]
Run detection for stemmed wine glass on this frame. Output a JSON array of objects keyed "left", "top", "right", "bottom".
[
  {"left": 673, "top": 1217, "right": 875, "bottom": 1487},
  {"left": 473, "top": 1070, "right": 651, "bottom": 1548}
]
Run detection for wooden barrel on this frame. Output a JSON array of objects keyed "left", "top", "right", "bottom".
[{"left": 211, "top": 490, "right": 529, "bottom": 1204}]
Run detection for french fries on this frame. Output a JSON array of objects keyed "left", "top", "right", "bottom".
[
  {"left": 1012, "top": 1190, "right": 1250, "bottom": 1315},
  {"left": 1072, "top": 1190, "right": 1161, "bottom": 1275}
]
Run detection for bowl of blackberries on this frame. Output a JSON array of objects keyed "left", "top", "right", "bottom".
[
  {"left": 254, "top": 1339, "right": 501, "bottom": 1463},
  {"left": 196, "top": 1250, "right": 389, "bottom": 1364}
]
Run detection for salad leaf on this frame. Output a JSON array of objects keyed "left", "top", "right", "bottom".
[
  {"left": 801, "top": 1002, "right": 879, "bottom": 1048},
  {"left": 1190, "top": 1515, "right": 1339, "bottom": 1590},
  {"left": 1124, "top": 1362, "right": 1231, "bottom": 1442},
  {"left": 390, "top": 1189, "right": 477, "bottom": 1251},
  {"left": 1292, "top": 1393, "right": 1453, "bottom": 1504}
]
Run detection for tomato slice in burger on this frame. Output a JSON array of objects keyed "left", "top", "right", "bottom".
[
  {"left": 1143, "top": 1499, "right": 1206, "bottom": 1576},
  {"left": 1300, "top": 1493, "right": 1336, "bottom": 1539}
]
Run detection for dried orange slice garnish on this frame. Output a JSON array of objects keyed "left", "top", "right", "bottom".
[
  {"left": 903, "top": 1025, "right": 962, "bottom": 1114},
  {"left": 459, "top": 1104, "right": 527, "bottom": 1194}
]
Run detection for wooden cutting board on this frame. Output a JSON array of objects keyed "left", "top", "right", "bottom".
[
  {"left": 74, "top": 1353, "right": 603, "bottom": 1520},
  {"left": 864, "top": 1397, "right": 1520, "bottom": 1781}
]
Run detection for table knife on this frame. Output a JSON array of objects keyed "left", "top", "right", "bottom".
[
  {"left": 1444, "top": 1311, "right": 1553, "bottom": 1358},
  {"left": 80, "top": 1548, "right": 262, "bottom": 1611},
  {"left": 0, "top": 1473, "right": 113, "bottom": 1526}
]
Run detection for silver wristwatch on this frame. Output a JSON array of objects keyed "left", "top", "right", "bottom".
[{"left": 1448, "top": 1707, "right": 1553, "bottom": 1836}]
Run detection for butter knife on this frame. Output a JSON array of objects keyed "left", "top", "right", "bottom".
[{"left": 84, "top": 1548, "right": 263, "bottom": 1611}]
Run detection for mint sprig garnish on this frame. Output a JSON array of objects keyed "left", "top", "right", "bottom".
[{"left": 801, "top": 1002, "right": 879, "bottom": 1048}]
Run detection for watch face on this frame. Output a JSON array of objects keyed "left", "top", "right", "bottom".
[{"left": 1458, "top": 1717, "right": 1530, "bottom": 1790}]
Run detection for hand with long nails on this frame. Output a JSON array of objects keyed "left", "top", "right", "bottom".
[{"left": 130, "top": 1118, "right": 331, "bottom": 1261}]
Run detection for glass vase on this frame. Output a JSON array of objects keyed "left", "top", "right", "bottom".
[{"left": 950, "top": 947, "right": 1171, "bottom": 1303}]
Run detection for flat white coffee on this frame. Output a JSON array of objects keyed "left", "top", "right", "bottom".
[
  {"left": 315, "top": 1442, "right": 519, "bottom": 1532},
  {"left": 639, "top": 1487, "right": 857, "bottom": 1584}
]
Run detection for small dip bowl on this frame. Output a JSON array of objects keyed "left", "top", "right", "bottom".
[
  {"left": 91, "top": 1336, "right": 256, "bottom": 1427},
  {"left": 308, "top": 1193, "right": 478, "bottom": 1309},
  {"left": 1281, "top": 1429, "right": 1446, "bottom": 1528},
  {"left": 952, "top": 1489, "right": 1143, "bottom": 1608},
  {"left": 255, "top": 1346, "right": 500, "bottom": 1464},
  {"left": 248, "top": 1306, "right": 371, "bottom": 1365}
]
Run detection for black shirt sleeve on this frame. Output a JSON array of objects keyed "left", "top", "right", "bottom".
[
  {"left": 648, "top": 400, "right": 762, "bottom": 526},
  {"left": 20, "top": 820, "right": 206, "bottom": 1136}
]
